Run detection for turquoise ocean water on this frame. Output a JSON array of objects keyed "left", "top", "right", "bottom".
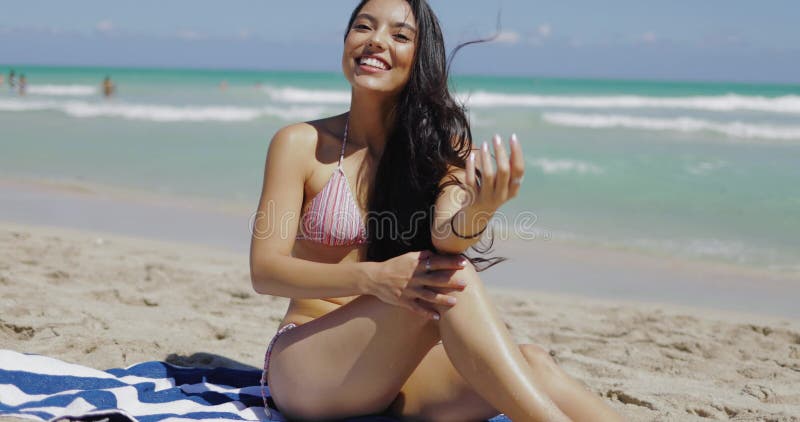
[{"left": 1, "top": 65, "right": 799, "bottom": 273}]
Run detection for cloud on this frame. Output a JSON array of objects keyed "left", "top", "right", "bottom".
[
  {"left": 537, "top": 24, "right": 552, "bottom": 38},
  {"left": 494, "top": 31, "right": 520, "bottom": 44},
  {"left": 1, "top": 24, "right": 75, "bottom": 36},
  {"left": 528, "top": 23, "right": 552, "bottom": 45},
  {"left": 176, "top": 29, "right": 206, "bottom": 41},
  {"left": 237, "top": 29, "right": 253, "bottom": 40},
  {"left": 569, "top": 38, "right": 584, "bottom": 48},
  {"left": 95, "top": 20, "right": 113, "bottom": 33},
  {"left": 640, "top": 31, "right": 657, "bottom": 44}
]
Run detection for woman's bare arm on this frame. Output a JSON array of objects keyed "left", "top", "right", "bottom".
[
  {"left": 249, "top": 123, "right": 376, "bottom": 298},
  {"left": 431, "top": 168, "right": 491, "bottom": 255},
  {"left": 432, "top": 135, "right": 525, "bottom": 255}
]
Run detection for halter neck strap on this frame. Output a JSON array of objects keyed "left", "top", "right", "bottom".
[{"left": 338, "top": 116, "right": 349, "bottom": 168}]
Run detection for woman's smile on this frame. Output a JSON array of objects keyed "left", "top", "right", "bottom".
[{"left": 356, "top": 55, "right": 392, "bottom": 73}]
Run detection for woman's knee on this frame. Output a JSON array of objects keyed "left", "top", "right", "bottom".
[
  {"left": 430, "top": 261, "right": 491, "bottom": 316},
  {"left": 452, "top": 261, "right": 484, "bottom": 292}
]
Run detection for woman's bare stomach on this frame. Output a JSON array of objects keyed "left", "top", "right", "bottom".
[
  {"left": 280, "top": 240, "right": 365, "bottom": 328},
  {"left": 280, "top": 296, "right": 358, "bottom": 327}
]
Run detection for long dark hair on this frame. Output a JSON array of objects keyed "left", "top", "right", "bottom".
[{"left": 346, "top": 0, "right": 504, "bottom": 271}]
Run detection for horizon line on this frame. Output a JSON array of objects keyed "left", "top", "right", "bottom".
[{"left": 2, "top": 62, "right": 799, "bottom": 88}]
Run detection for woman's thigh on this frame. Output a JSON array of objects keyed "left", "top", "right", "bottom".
[
  {"left": 389, "top": 343, "right": 562, "bottom": 421},
  {"left": 267, "top": 294, "right": 442, "bottom": 420},
  {"left": 386, "top": 344, "right": 500, "bottom": 422}
]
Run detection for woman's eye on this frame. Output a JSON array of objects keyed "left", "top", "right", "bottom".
[
  {"left": 354, "top": 24, "right": 371, "bottom": 30},
  {"left": 394, "top": 34, "right": 410, "bottom": 42}
]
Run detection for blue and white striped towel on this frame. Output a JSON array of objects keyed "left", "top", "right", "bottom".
[{"left": 0, "top": 350, "right": 511, "bottom": 421}]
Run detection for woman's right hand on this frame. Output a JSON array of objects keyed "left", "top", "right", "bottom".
[{"left": 365, "top": 250, "right": 468, "bottom": 320}]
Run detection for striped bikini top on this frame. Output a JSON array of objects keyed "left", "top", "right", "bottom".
[{"left": 296, "top": 119, "right": 368, "bottom": 246}]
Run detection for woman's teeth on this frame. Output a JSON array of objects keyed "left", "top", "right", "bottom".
[{"left": 359, "top": 57, "right": 388, "bottom": 70}]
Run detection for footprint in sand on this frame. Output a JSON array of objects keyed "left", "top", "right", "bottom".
[
  {"left": 90, "top": 289, "right": 157, "bottom": 308},
  {"left": 737, "top": 366, "right": 779, "bottom": 379},
  {"left": 712, "top": 404, "right": 740, "bottom": 418},
  {"left": 686, "top": 406, "right": 726, "bottom": 419},
  {"left": 142, "top": 298, "right": 159, "bottom": 307},
  {"left": 226, "top": 290, "right": 252, "bottom": 300},
  {"left": 605, "top": 389, "right": 656, "bottom": 410},
  {"left": 0, "top": 321, "right": 36, "bottom": 340},
  {"left": 144, "top": 263, "right": 171, "bottom": 283},
  {"left": 742, "top": 384, "right": 777, "bottom": 403},
  {"left": 45, "top": 270, "right": 70, "bottom": 284}
]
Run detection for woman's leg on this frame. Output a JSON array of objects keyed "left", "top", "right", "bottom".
[
  {"left": 430, "top": 263, "right": 570, "bottom": 422},
  {"left": 389, "top": 344, "right": 623, "bottom": 422},
  {"left": 267, "top": 294, "right": 442, "bottom": 420},
  {"left": 518, "top": 345, "right": 623, "bottom": 421},
  {"left": 267, "top": 262, "right": 568, "bottom": 421}
]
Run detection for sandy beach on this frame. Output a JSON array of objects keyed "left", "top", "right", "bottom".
[{"left": 1, "top": 219, "right": 799, "bottom": 421}]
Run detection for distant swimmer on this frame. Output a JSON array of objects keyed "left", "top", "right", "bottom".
[
  {"left": 219, "top": 80, "right": 228, "bottom": 91},
  {"left": 7, "top": 70, "right": 15, "bottom": 91},
  {"left": 102, "top": 76, "right": 116, "bottom": 98},
  {"left": 18, "top": 74, "right": 26, "bottom": 96}
]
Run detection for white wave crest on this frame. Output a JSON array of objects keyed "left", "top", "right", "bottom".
[
  {"left": 461, "top": 92, "right": 800, "bottom": 114},
  {"left": 26, "top": 84, "right": 98, "bottom": 96},
  {"left": 542, "top": 112, "right": 800, "bottom": 140},
  {"left": 685, "top": 160, "right": 729, "bottom": 176},
  {"left": 629, "top": 237, "right": 751, "bottom": 263},
  {"left": 262, "top": 86, "right": 350, "bottom": 104},
  {"left": 0, "top": 99, "right": 59, "bottom": 111},
  {"left": 526, "top": 157, "right": 605, "bottom": 175},
  {"left": 259, "top": 85, "right": 800, "bottom": 114},
  {"left": 0, "top": 99, "right": 325, "bottom": 122}
]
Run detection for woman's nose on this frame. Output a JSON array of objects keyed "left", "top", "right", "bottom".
[{"left": 367, "top": 34, "right": 387, "bottom": 50}]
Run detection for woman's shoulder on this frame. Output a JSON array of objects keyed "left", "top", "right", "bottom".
[
  {"left": 269, "top": 122, "right": 317, "bottom": 150},
  {"left": 269, "top": 115, "right": 345, "bottom": 153}
]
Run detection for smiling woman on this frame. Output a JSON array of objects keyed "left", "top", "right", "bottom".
[
  {"left": 249, "top": 0, "right": 623, "bottom": 420},
  {"left": 343, "top": 1, "right": 417, "bottom": 100}
]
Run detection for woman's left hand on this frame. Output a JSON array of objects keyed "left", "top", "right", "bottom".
[{"left": 465, "top": 134, "right": 526, "bottom": 212}]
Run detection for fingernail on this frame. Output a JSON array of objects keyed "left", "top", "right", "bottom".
[
  {"left": 482, "top": 142, "right": 488, "bottom": 152},
  {"left": 459, "top": 259, "right": 468, "bottom": 266},
  {"left": 469, "top": 152, "right": 475, "bottom": 162},
  {"left": 432, "top": 313, "right": 440, "bottom": 320},
  {"left": 456, "top": 279, "right": 467, "bottom": 287},
  {"left": 511, "top": 133, "right": 518, "bottom": 144},
  {"left": 493, "top": 134, "right": 501, "bottom": 144},
  {"left": 447, "top": 297, "right": 457, "bottom": 305}
]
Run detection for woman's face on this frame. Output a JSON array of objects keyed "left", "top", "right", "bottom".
[{"left": 342, "top": 0, "right": 417, "bottom": 97}]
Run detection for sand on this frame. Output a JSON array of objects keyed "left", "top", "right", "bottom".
[{"left": 1, "top": 221, "right": 799, "bottom": 421}]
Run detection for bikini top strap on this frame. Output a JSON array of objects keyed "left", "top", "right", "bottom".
[{"left": 338, "top": 117, "right": 349, "bottom": 168}]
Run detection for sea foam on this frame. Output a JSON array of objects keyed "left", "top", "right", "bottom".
[
  {"left": 464, "top": 92, "right": 800, "bottom": 114},
  {"left": 0, "top": 99, "right": 325, "bottom": 122},
  {"left": 542, "top": 112, "right": 800, "bottom": 141},
  {"left": 262, "top": 86, "right": 351, "bottom": 104},
  {"left": 26, "top": 84, "right": 99, "bottom": 97},
  {"left": 259, "top": 85, "right": 800, "bottom": 114},
  {"left": 526, "top": 157, "right": 605, "bottom": 175}
]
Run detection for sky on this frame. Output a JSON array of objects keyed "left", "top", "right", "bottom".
[{"left": 1, "top": 0, "right": 799, "bottom": 83}]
